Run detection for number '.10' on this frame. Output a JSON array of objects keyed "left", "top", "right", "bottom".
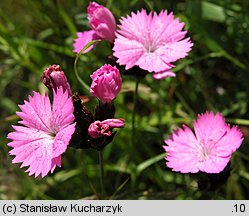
[{"left": 234, "top": 204, "right": 246, "bottom": 213}]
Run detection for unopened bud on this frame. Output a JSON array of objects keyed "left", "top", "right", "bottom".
[
  {"left": 42, "top": 64, "right": 72, "bottom": 96},
  {"left": 88, "top": 118, "right": 125, "bottom": 139}
]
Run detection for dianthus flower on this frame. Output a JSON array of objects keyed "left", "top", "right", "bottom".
[
  {"left": 90, "top": 64, "right": 122, "bottom": 104},
  {"left": 163, "top": 111, "right": 243, "bottom": 173},
  {"left": 73, "top": 1, "right": 116, "bottom": 54},
  {"left": 113, "top": 9, "right": 193, "bottom": 79},
  {"left": 7, "top": 87, "right": 75, "bottom": 177}
]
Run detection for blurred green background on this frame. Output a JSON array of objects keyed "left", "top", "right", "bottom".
[{"left": 1, "top": 0, "right": 249, "bottom": 199}]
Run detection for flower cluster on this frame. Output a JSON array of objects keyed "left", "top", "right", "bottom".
[
  {"left": 71, "top": 64, "right": 124, "bottom": 151},
  {"left": 7, "top": 64, "right": 124, "bottom": 177},
  {"left": 6, "top": 1, "right": 245, "bottom": 184},
  {"left": 73, "top": 2, "right": 192, "bottom": 80}
]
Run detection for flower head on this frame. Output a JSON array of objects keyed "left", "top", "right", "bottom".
[
  {"left": 42, "top": 65, "right": 72, "bottom": 96},
  {"left": 88, "top": 118, "right": 125, "bottom": 138},
  {"left": 163, "top": 111, "right": 243, "bottom": 173},
  {"left": 90, "top": 64, "right": 122, "bottom": 104},
  {"left": 73, "top": 2, "right": 116, "bottom": 54},
  {"left": 113, "top": 9, "right": 193, "bottom": 79},
  {"left": 87, "top": 2, "right": 116, "bottom": 42},
  {"left": 7, "top": 87, "right": 76, "bottom": 178}
]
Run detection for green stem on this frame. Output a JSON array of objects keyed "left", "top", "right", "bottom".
[
  {"left": 132, "top": 79, "right": 139, "bottom": 149},
  {"left": 74, "top": 53, "right": 90, "bottom": 94},
  {"left": 98, "top": 150, "right": 105, "bottom": 199},
  {"left": 175, "top": 90, "right": 195, "bottom": 116},
  {"left": 226, "top": 118, "right": 249, "bottom": 126},
  {"left": 235, "top": 151, "right": 249, "bottom": 162},
  {"left": 73, "top": 39, "right": 101, "bottom": 94}
]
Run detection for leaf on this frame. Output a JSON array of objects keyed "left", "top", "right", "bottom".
[
  {"left": 0, "top": 97, "right": 18, "bottom": 113},
  {"left": 239, "top": 170, "right": 249, "bottom": 181},
  {"left": 105, "top": 164, "right": 132, "bottom": 174},
  {"left": 110, "top": 177, "right": 130, "bottom": 199},
  {"left": 26, "top": 39, "right": 74, "bottom": 57},
  {"left": 57, "top": 2, "right": 77, "bottom": 36},
  {"left": 145, "top": 0, "right": 154, "bottom": 11},
  {"left": 201, "top": 1, "right": 226, "bottom": 23},
  {"left": 137, "top": 153, "right": 165, "bottom": 174},
  {"left": 205, "top": 37, "right": 246, "bottom": 69},
  {"left": 51, "top": 169, "right": 82, "bottom": 184},
  {"left": 226, "top": 118, "right": 249, "bottom": 126}
]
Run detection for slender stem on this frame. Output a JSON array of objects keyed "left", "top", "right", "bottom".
[
  {"left": 73, "top": 39, "right": 101, "bottom": 94},
  {"left": 132, "top": 79, "right": 139, "bottom": 149},
  {"left": 235, "top": 151, "right": 249, "bottom": 162},
  {"left": 98, "top": 150, "right": 105, "bottom": 199},
  {"left": 74, "top": 53, "right": 90, "bottom": 94},
  {"left": 227, "top": 118, "right": 249, "bottom": 126}
]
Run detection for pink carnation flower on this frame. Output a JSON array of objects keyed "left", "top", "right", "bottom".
[
  {"left": 163, "top": 111, "right": 243, "bottom": 173},
  {"left": 113, "top": 9, "right": 193, "bottom": 79},
  {"left": 7, "top": 87, "right": 76, "bottom": 178},
  {"left": 73, "top": 2, "right": 116, "bottom": 54},
  {"left": 90, "top": 64, "right": 122, "bottom": 104}
]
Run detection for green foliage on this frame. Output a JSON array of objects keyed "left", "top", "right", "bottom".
[{"left": 0, "top": 0, "right": 249, "bottom": 200}]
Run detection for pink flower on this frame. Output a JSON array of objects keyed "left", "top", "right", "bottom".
[
  {"left": 90, "top": 64, "right": 122, "bottom": 104},
  {"left": 88, "top": 118, "right": 125, "bottom": 138},
  {"left": 163, "top": 111, "right": 243, "bottom": 174},
  {"left": 87, "top": 2, "right": 116, "bottom": 42},
  {"left": 73, "top": 2, "right": 116, "bottom": 53},
  {"left": 7, "top": 87, "right": 76, "bottom": 178},
  {"left": 73, "top": 30, "right": 100, "bottom": 54},
  {"left": 42, "top": 64, "right": 72, "bottom": 96},
  {"left": 113, "top": 9, "right": 193, "bottom": 79}
]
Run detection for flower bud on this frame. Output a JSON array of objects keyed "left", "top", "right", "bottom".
[
  {"left": 42, "top": 65, "right": 72, "bottom": 96},
  {"left": 90, "top": 64, "right": 122, "bottom": 104},
  {"left": 102, "top": 118, "right": 125, "bottom": 128},
  {"left": 87, "top": 2, "right": 116, "bottom": 42},
  {"left": 88, "top": 118, "right": 125, "bottom": 139}
]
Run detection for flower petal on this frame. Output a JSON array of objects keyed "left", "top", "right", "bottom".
[
  {"left": 197, "top": 155, "right": 231, "bottom": 173},
  {"left": 51, "top": 87, "right": 75, "bottom": 128},
  {"left": 152, "top": 70, "right": 176, "bottom": 79},
  {"left": 52, "top": 123, "right": 76, "bottom": 158},
  {"left": 214, "top": 125, "right": 243, "bottom": 156},
  {"left": 154, "top": 38, "right": 193, "bottom": 63},
  {"left": 10, "top": 133, "right": 54, "bottom": 177},
  {"left": 164, "top": 125, "right": 200, "bottom": 173},
  {"left": 51, "top": 156, "right": 62, "bottom": 173},
  {"left": 17, "top": 92, "right": 51, "bottom": 132},
  {"left": 113, "top": 35, "right": 145, "bottom": 70},
  {"left": 73, "top": 30, "right": 100, "bottom": 54},
  {"left": 193, "top": 111, "right": 227, "bottom": 144}
]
